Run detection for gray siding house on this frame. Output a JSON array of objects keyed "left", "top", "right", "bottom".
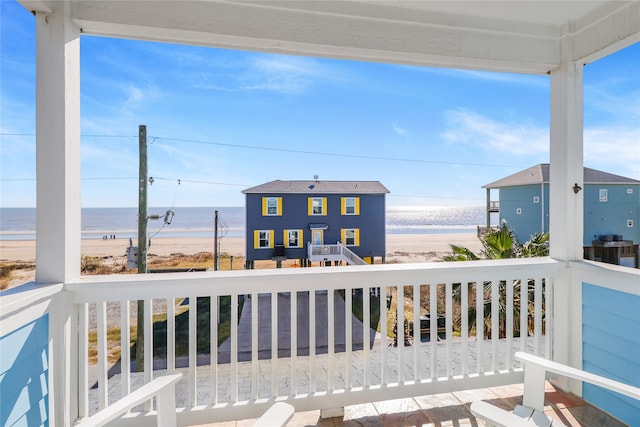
[
  {"left": 483, "top": 164, "right": 640, "bottom": 256},
  {"left": 242, "top": 180, "right": 389, "bottom": 268}
]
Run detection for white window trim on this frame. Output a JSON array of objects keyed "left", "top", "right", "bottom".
[
  {"left": 258, "top": 230, "right": 271, "bottom": 248},
  {"left": 266, "top": 197, "right": 279, "bottom": 216},
  {"left": 311, "top": 198, "right": 324, "bottom": 215},
  {"left": 287, "top": 230, "right": 301, "bottom": 248},
  {"left": 344, "top": 197, "right": 357, "bottom": 215},
  {"left": 344, "top": 228, "right": 357, "bottom": 246}
]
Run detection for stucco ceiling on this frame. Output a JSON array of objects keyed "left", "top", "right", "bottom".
[{"left": 18, "top": 1, "right": 640, "bottom": 73}]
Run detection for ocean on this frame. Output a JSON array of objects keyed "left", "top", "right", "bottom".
[{"left": 0, "top": 206, "right": 492, "bottom": 240}]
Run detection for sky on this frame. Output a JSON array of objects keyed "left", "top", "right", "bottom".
[{"left": 1, "top": 1, "right": 639, "bottom": 209}]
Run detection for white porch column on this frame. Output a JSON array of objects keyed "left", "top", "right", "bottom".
[
  {"left": 35, "top": 4, "right": 81, "bottom": 426},
  {"left": 549, "top": 37, "right": 584, "bottom": 394},
  {"left": 35, "top": 2, "right": 81, "bottom": 284}
]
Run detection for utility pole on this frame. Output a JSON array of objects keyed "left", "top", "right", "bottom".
[
  {"left": 136, "top": 125, "right": 147, "bottom": 371},
  {"left": 213, "top": 210, "right": 218, "bottom": 271}
]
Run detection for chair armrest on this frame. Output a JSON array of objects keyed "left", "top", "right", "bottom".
[
  {"left": 515, "top": 352, "right": 640, "bottom": 401},
  {"left": 254, "top": 402, "right": 295, "bottom": 427},
  {"left": 470, "top": 401, "right": 539, "bottom": 427}
]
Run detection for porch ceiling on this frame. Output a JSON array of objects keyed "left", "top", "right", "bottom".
[{"left": 19, "top": 1, "right": 640, "bottom": 74}]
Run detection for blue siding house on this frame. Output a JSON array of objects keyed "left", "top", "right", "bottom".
[
  {"left": 483, "top": 164, "right": 640, "bottom": 265},
  {"left": 242, "top": 180, "right": 389, "bottom": 267}
]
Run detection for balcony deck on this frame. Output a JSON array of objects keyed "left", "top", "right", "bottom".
[{"left": 195, "top": 382, "right": 626, "bottom": 426}]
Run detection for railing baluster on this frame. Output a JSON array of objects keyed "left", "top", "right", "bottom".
[
  {"left": 397, "top": 285, "right": 404, "bottom": 383},
  {"left": 328, "top": 289, "right": 335, "bottom": 390},
  {"left": 413, "top": 284, "right": 420, "bottom": 382},
  {"left": 446, "top": 282, "right": 453, "bottom": 377},
  {"left": 461, "top": 283, "right": 469, "bottom": 375},
  {"left": 143, "top": 299, "right": 153, "bottom": 410},
  {"left": 534, "top": 277, "right": 542, "bottom": 355},
  {"left": 252, "top": 292, "right": 258, "bottom": 400},
  {"left": 271, "top": 292, "right": 278, "bottom": 397},
  {"left": 97, "top": 302, "right": 107, "bottom": 410},
  {"left": 210, "top": 294, "right": 218, "bottom": 405},
  {"left": 310, "top": 290, "right": 316, "bottom": 393},
  {"left": 380, "top": 286, "right": 388, "bottom": 385},
  {"left": 166, "top": 298, "right": 175, "bottom": 374},
  {"left": 545, "top": 278, "right": 552, "bottom": 359},
  {"left": 520, "top": 277, "right": 528, "bottom": 361},
  {"left": 189, "top": 296, "right": 197, "bottom": 407},
  {"left": 121, "top": 300, "right": 131, "bottom": 399},
  {"left": 231, "top": 294, "right": 239, "bottom": 402},
  {"left": 476, "top": 282, "right": 484, "bottom": 374},
  {"left": 291, "top": 291, "right": 297, "bottom": 395},
  {"left": 363, "top": 286, "right": 370, "bottom": 387},
  {"left": 79, "top": 303, "right": 88, "bottom": 417},
  {"left": 491, "top": 279, "right": 499, "bottom": 373},
  {"left": 430, "top": 283, "right": 437, "bottom": 378},
  {"left": 506, "top": 278, "right": 514, "bottom": 369},
  {"left": 345, "top": 288, "right": 352, "bottom": 389}
]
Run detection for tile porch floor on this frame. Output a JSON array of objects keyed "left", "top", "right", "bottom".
[{"left": 196, "top": 382, "right": 627, "bottom": 427}]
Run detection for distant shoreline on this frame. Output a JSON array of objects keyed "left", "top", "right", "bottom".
[{"left": 0, "top": 233, "right": 483, "bottom": 263}]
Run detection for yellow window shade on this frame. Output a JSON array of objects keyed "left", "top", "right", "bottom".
[
  {"left": 262, "top": 197, "right": 267, "bottom": 216},
  {"left": 341, "top": 197, "right": 346, "bottom": 215},
  {"left": 253, "top": 230, "right": 260, "bottom": 249},
  {"left": 276, "top": 197, "right": 282, "bottom": 216},
  {"left": 355, "top": 228, "right": 360, "bottom": 246},
  {"left": 322, "top": 197, "right": 327, "bottom": 215},
  {"left": 283, "top": 230, "right": 289, "bottom": 247},
  {"left": 308, "top": 197, "right": 313, "bottom": 215},
  {"left": 354, "top": 197, "right": 360, "bottom": 215},
  {"left": 340, "top": 228, "right": 346, "bottom": 243},
  {"left": 269, "top": 230, "right": 274, "bottom": 248}
]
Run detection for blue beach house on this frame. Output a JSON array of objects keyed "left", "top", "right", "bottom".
[
  {"left": 483, "top": 163, "right": 640, "bottom": 266},
  {"left": 242, "top": 179, "right": 389, "bottom": 268}
]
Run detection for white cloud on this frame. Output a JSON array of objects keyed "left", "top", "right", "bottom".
[
  {"left": 441, "top": 109, "right": 549, "bottom": 155},
  {"left": 392, "top": 122, "right": 406, "bottom": 136},
  {"left": 584, "top": 126, "right": 640, "bottom": 178}
]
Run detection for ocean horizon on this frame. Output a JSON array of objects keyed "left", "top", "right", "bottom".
[{"left": 0, "top": 206, "right": 496, "bottom": 241}]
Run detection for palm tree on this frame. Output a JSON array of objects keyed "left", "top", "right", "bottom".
[{"left": 446, "top": 223, "right": 549, "bottom": 339}]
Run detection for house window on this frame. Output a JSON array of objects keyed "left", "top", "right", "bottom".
[
  {"left": 599, "top": 189, "right": 608, "bottom": 202},
  {"left": 342, "top": 197, "right": 360, "bottom": 215},
  {"left": 285, "top": 229, "right": 303, "bottom": 248},
  {"left": 262, "top": 197, "right": 282, "bottom": 216},
  {"left": 341, "top": 228, "right": 360, "bottom": 246},
  {"left": 308, "top": 197, "right": 327, "bottom": 216},
  {"left": 254, "top": 230, "right": 273, "bottom": 249}
]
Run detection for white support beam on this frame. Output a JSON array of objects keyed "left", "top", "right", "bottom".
[
  {"left": 571, "top": 0, "right": 640, "bottom": 64},
  {"left": 548, "top": 35, "right": 584, "bottom": 395},
  {"left": 35, "top": 2, "right": 81, "bottom": 284},
  {"left": 69, "top": 0, "right": 559, "bottom": 74}
]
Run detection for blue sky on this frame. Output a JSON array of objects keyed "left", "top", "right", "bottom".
[{"left": 1, "top": 1, "right": 638, "bottom": 208}]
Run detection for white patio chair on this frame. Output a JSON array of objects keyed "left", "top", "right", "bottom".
[{"left": 470, "top": 351, "right": 640, "bottom": 427}]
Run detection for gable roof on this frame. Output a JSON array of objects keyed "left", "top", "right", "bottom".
[
  {"left": 483, "top": 164, "right": 640, "bottom": 189},
  {"left": 242, "top": 180, "right": 389, "bottom": 194}
]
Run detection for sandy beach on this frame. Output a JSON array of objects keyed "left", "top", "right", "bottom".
[{"left": 1, "top": 233, "right": 482, "bottom": 263}]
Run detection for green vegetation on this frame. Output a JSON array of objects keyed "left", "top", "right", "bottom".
[{"left": 444, "top": 223, "right": 550, "bottom": 339}]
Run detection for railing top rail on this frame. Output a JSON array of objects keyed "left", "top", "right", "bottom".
[
  {"left": 571, "top": 260, "right": 640, "bottom": 296},
  {"left": 0, "top": 282, "right": 63, "bottom": 336},
  {"left": 65, "top": 258, "right": 562, "bottom": 303}
]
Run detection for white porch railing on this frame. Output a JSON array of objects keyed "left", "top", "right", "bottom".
[
  {"left": 59, "top": 258, "right": 558, "bottom": 425},
  {"left": 308, "top": 242, "right": 368, "bottom": 265}
]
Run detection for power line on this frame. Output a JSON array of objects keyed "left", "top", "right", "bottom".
[
  {"left": 153, "top": 136, "right": 517, "bottom": 168},
  {"left": 0, "top": 132, "right": 523, "bottom": 169}
]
